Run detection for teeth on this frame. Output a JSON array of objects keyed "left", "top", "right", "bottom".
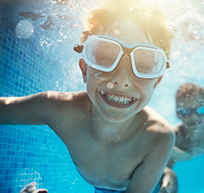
[
  {"left": 119, "top": 97, "right": 124, "bottom": 103},
  {"left": 114, "top": 96, "right": 119, "bottom": 101},
  {"left": 101, "top": 91, "right": 136, "bottom": 105}
]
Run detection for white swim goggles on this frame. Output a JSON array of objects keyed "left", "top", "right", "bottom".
[{"left": 74, "top": 35, "right": 170, "bottom": 79}]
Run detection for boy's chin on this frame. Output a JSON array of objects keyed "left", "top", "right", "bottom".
[{"left": 101, "top": 113, "right": 132, "bottom": 123}]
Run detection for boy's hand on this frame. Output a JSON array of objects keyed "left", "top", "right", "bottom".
[
  {"left": 20, "top": 182, "right": 48, "bottom": 193},
  {"left": 20, "top": 182, "right": 37, "bottom": 193},
  {"left": 159, "top": 168, "right": 178, "bottom": 193}
]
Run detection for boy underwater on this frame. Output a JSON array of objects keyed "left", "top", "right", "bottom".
[
  {"left": 159, "top": 83, "right": 204, "bottom": 193},
  {"left": 0, "top": 0, "right": 175, "bottom": 192}
]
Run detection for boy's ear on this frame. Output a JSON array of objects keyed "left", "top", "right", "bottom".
[
  {"left": 79, "top": 58, "right": 88, "bottom": 83},
  {"left": 154, "top": 76, "right": 163, "bottom": 88}
]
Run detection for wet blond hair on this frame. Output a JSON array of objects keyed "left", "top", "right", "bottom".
[{"left": 81, "top": 0, "right": 173, "bottom": 58}]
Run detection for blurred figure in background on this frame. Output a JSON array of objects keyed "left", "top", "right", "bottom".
[{"left": 159, "top": 83, "right": 204, "bottom": 193}]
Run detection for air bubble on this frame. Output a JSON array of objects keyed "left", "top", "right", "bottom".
[
  {"left": 15, "top": 20, "right": 34, "bottom": 39},
  {"left": 114, "top": 29, "right": 120, "bottom": 35},
  {"left": 107, "top": 82, "right": 114, "bottom": 89}
]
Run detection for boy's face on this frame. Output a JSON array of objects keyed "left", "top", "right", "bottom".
[
  {"left": 176, "top": 92, "right": 204, "bottom": 128},
  {"left": 81, "top": 20, "right": 162, "bottom": 123}
]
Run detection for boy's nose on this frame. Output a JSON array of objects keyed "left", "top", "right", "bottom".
[
  {"left": 186, "top": 111, "right": 199, "bottom": 121},
  {"left": 110, "top": 53, "right": 133, "bottom": 88},
  {"left": 191, "top": 111, "right": 199, "bottom": 118}
]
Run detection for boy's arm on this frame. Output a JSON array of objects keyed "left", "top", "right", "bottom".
[
  {"left": 158, "top": 147, "right": 186, "bottom": 193},
  {"left": 0, "top": 91, "right": 73, "bottom": 125},
  {"left": 125, "top": 130, "right": 175, "bottom": 193},
  {"left": 167, "top": 146, "right": 193, "bottom": 168}
]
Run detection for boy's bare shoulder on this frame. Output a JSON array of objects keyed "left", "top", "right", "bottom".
[
  {"left": 143, "top": 106, "right": 173, "bottom": 131},
  {"left": 39, "top": 90, "right": 91, "bottom": 108},
  {"left": 142, "top": 106, "right": 175, "bottom": 144},
  {"left": 35, "top": 90, "right": 91, "bottom": 120},
  {"left": 34, "top": 91, "right": 91, "bottom": 137},
  {"left": 40, "top": 90, "right": 88, "bottom": 101}
]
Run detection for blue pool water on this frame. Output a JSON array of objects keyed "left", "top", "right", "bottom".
[{"left": 0, "top": 0, "right": 204, "bottom": 192}]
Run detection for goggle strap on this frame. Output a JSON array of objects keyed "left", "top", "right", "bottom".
[
  {"left": 74, "top": 44, "right": 84, "bottom": 53},
  {"left": 82, "top": 30, "right": 92, "bottom": 36},
  {"left": 166, "top": 61, "right": 170, "bottom": 69}
]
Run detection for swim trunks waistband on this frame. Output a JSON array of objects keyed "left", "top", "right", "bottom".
[{"left": 95, "top": 187, "right": 126, "bottom": 193}]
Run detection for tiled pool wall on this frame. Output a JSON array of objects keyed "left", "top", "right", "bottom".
[{"left": 0, "top": 18, "right": 92, "bottom": 193}]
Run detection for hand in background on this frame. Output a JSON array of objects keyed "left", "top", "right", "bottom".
[
  {"left": 159, "top": 168, "right": 178, "bottom": 193},
  {"left": 20, "top": 182, "right": 48, "bottom": 193}
]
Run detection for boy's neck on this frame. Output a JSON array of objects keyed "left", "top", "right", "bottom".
[{"left": 90, "top": 105, "right": 142, "bottom": 142}]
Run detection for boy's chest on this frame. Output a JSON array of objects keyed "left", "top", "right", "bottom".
[
  {"left": 65, "top": 133, "right": 148, "bottom": 188},
  {"left": 54, "top": 114, "right": 152, "bottom": 188}
]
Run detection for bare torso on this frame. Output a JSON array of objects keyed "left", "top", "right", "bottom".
[
  {"left": 64, "top": 121, "right": 152, "bottom": 190},
  {"left": 42, "top": 91, "right": 173, "bottom": 190},
  {"left": 0, "top": 91, "right": 175, "bottom": 192}
]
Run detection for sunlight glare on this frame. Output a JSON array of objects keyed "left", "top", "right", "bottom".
[{"left": 144, "top": 0, "right": 179, "bottom": 7}]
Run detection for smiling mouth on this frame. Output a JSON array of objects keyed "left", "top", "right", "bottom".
[{"left": 100, "top": 91, "right": 137, "bottom": 107}]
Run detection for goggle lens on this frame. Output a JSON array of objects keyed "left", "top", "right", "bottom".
[
  {"left": 177, "top": 106, "right": 204, "bottom": 117},
  {"left": 195, "top": 106, "right": 204, "bottom": 115},
  {"left": 86, "top": 39, "right": 121, "bottom": 68},
  {"left": 134, "top": 49, "right": 164, "bottom": 75},
  {"left": 177, "top": 107, "right": 191, "bottom": 117}
]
